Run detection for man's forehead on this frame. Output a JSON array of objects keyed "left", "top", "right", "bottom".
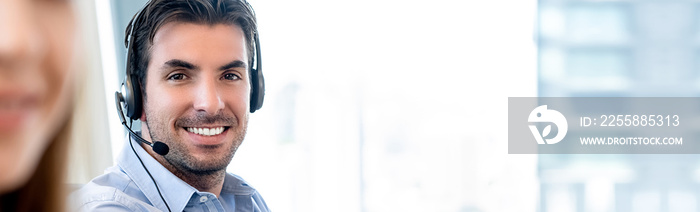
[
  {"left": 151, "top": 21, "right": 245, "bottom": 44},
  {"left": 148, "top": 22, "right": 248, "bottom": 69}
]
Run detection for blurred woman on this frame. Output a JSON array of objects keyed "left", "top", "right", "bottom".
[{"left": 0, "top": 0, "right": 77, "bottom": 211}]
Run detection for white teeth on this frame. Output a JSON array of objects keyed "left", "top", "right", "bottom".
[{"left": 186, "top": 127, "right": 225, "bottom": 136}]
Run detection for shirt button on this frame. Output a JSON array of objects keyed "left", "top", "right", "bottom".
[{"left": 200, "top": 196, "right": 208, "bottom": 203}]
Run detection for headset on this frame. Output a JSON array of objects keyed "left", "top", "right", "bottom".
[
  {"left": 113, "top": 1, "right": 263, "bottom": 211},
  {"left": 117, "top": 3, "right": 265, "bottom": 121}
]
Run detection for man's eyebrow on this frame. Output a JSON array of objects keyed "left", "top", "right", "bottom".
[
  {"left": 219, "top": 60, "right": 247, "bottom": 71},
  {"left": 162, "top": 59, "right": 199, "bottom": 70}
]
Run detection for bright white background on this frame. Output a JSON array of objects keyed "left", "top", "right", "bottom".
[
  {"left": 69, "top": 0, "right": 540, "bottom": 211},
  {"left": 236, "top": 1, "right": 539, "bottom": 211}
]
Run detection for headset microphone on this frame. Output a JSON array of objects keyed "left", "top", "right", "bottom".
[
  {"left": 115, "top": 92, "right": 170, "bottom": 156},
  {"left": 116, "top": 90, "right": 172, "bottom": 212}
]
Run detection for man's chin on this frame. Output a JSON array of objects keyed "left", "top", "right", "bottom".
[
  {"left": 180, "top": 160, "right": 230, "bottom": 175},
  {"left": 172, "top": 149, "right": 234, "bottom": 172},
  {"left": 184, "top": 142, "right": 233, "bottom": 157}
]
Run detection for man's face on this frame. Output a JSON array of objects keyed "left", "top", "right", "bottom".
[{"left": 143, "top": 22, "right": 250, "bottom": 175}]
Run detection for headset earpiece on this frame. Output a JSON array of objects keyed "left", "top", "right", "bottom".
[
  {"left": 121, "top": 12, "right": 143, "bottom": 120},
  {"left": 122, "top": 73, "right": 143, "bottom": 119},
  {"left": 249, "top": 32, "right": 265, "bottom": 113}
]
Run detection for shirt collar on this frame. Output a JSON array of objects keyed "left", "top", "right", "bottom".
[
  {"left": 223, "top": 173, "right": 257, "bottom": 196},
  {"left": 118, "top": 132, "right": 197, "bottom": 212},
  {"left": 118, "top": 132, "right": 261, "bottom": 211}
]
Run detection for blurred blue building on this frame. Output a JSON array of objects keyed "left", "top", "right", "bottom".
[{"left": 538, "top": 1, "right": 700, "bottom": 212}]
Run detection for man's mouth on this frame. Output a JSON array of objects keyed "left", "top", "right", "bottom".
[{"left": 184, "top": 127, "right": 228, "bottom": 136}]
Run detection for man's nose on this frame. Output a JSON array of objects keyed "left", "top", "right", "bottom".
[
  {"left": 193, "top": 78, "right": 225, "bottom": 115},
  {"left": 0, "top": 0, "right": 44, "bottom": 72}
]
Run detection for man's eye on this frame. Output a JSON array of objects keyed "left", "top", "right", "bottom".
[
  {"left": 167, "top": 73, "right": 187, "bottom": 80},
  {"left": 223, "top": 73, "right": 240, "bottom": 81}
]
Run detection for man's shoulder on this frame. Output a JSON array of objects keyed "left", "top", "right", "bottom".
[
  {"left": 225, "top": 173, "right": 271, "bottom": 212},
  {"left": 70, "top": 166, "right": 158, "bottom": 211}
]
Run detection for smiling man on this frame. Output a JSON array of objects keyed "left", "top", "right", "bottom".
[{"left": 72, "top": 0, "right": 268, "bottom": 211}]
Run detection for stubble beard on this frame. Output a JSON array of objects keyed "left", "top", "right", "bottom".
[{"left": 145, "top": 109, "right": 248, "bottom": 177}]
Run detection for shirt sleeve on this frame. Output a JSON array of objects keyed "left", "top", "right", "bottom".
[
  {"left": 71, "top": 183, "right": 163, "bottom": 212},
  {"left": 78, "top": 201, "right": 138, "bottom": 212}
]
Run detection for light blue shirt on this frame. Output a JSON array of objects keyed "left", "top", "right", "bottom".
[{"left": 71, "top": 133, "right": 269, "bottom": 212}]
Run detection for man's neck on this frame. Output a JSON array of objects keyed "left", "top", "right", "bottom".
[{"left": 139, "top": 142, "right": 226, "bottom": 198}]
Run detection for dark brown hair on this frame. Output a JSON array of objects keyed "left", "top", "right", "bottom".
[
  {"left": 0, "top": 118, "right": 72, "bottom": 212},
  {"left": 126, "top": 0, "right": 258, "bottom": 97}
]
